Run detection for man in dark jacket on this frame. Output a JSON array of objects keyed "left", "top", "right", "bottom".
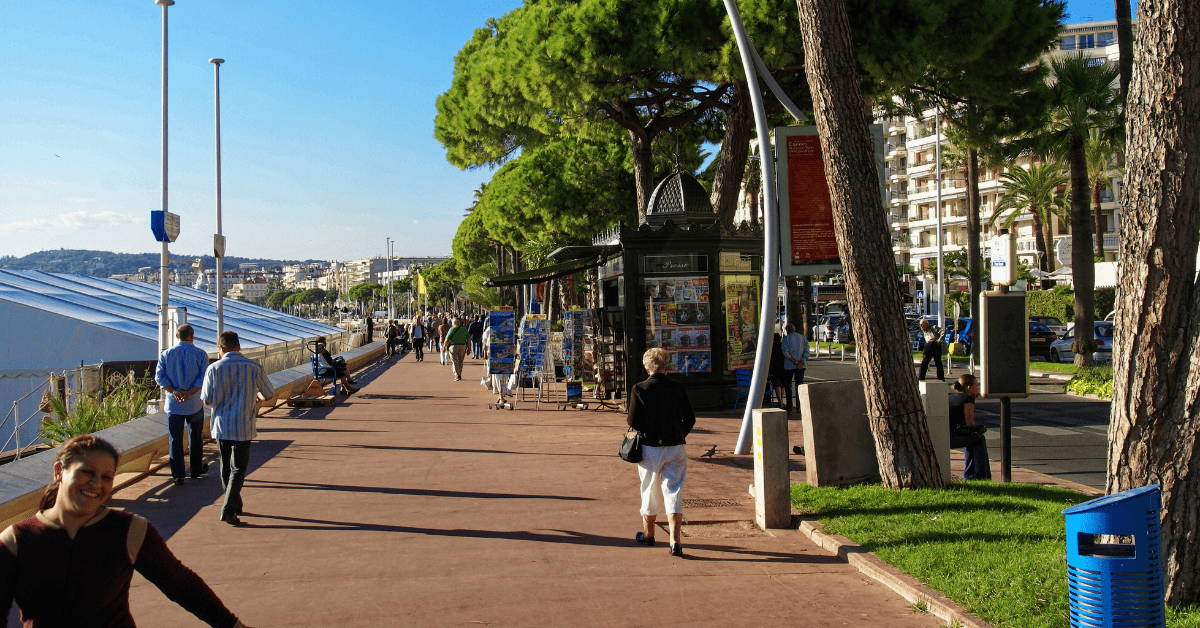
[
  {"left": 626, "top": 348, "right": 695, "bottom": 557},
  {"left": 467, "top": 316, "right": 485, "bottom": 359}
]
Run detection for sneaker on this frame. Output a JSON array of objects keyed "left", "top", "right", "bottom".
[
  {"left": 668, "top": 544, "right": 684, "bottom": 557},
  {"left": 635, "top": 532, "right": 655, "bottom": 547},
  {"left": 221, "top": 514, "right": 247, "bottom": 527},
  {"left": 793, "top": 446, "right": 805, "bottom": 456},
  {"left": 172, "top": 478, "right": 185, "bottom": 486}
]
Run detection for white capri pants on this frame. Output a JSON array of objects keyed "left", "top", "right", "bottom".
[{"left": 637, "top": 444, "right": 688, "bottom": 516}]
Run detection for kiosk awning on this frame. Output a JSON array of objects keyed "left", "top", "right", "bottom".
[
  {"left": 485, "top": 256, "right": 604, "bottom": 287},
  {"left": 547, "top": 244, "right": 620, "bottom": 262}
]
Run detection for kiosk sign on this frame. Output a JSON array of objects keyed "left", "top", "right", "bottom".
[
  {"left": 150, "top": 210, "right": 180, "bottom": 243},
  {"left": 774, "top": 125, "right": 884, "bottom": 277}
]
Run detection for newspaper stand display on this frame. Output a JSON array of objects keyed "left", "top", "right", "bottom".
[
  {"left": 486, "top": 308, "right": 516, "bottom": 410},
  {"left": 558, "top": 309, "right": 591, "bottom": 410},
  {"left": 516, "top": 314, "right": 549, "bottom": 403}
]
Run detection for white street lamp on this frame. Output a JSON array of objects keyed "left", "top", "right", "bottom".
[
  {"left": 210, "top": 57, "right": 226, "bottom": 334},
  {"left": 156, "top": 0, "right": 175, "bottom": 358}
]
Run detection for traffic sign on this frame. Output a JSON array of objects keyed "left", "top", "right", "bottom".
[{"left": 150, "top": 210, "right": 180, "bottom": 243}]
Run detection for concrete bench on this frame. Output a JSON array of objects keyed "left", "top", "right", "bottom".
[{"left": 0, "top": 341, "right": 387, "bottom": 529}]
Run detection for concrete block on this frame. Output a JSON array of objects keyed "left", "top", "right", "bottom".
[
  {"left": 798, "top": 381, "right": 880, "bottom": 487},
  {"left": 919, "top": 381, "right": 952, "bottom": 484},
  {"left": 752, "top": 408, "right": 791, "bottom": 529}
]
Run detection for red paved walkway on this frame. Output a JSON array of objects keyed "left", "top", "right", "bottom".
[{"left": 111, "top": 351, "right": 940, "bottom": 627}]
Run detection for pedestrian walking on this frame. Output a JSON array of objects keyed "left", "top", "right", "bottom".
[
  {"left": 949, "top": 374, "right": 991, "bottom": 480},
  {"left": 626, "top": 348, "right": 696, "bottom": 558},
  {"left": 918, "top": 319, "right": 945, "bottom": 381},
  {"left": 410, "top": 317, "right": 426, "bottom": 362},
  {"left": 780, "top": 323, "right": 809, "bottom": 412},
  {"left": 445, "top": 317, "right": 470, "bottom": 381},
  {"left": 438, "top": 316, "right": 451, "bottom": 365},
  {"left": 0, "top": 435, "right": 254, "bottom": 627},
  {"left": 468, "top": 315, "right": 484, "bottom": 359},
  {"left": 154, "top": 324, "right": 211, "bottom": 486},
  {"left": 201, "top": 331, "right": 275, "bottom": 527}
]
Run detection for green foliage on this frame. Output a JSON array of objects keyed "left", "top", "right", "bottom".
[
  {"left": 39, "top": 373, "right": 159, "bottom": 445},
  {"left": 792, "top": 481, "right": 1094, "bottom": 628},
  {"left": 1093, "top": 287, "right": 1115, "bottom": 320},
  {"left": 346, "top": 282, "right": 382, "bottom": 304},
  {"left": 1028, "top": 288, "right": 1074, "bottom": 322},
  {"left": 1066, "top": 365, "right": 1113, "bottom": 399},
  {"left": 266, "top": 290, "right": 297, "bottom": 310}
]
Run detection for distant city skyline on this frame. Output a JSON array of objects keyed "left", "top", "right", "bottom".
[{"left": 1, "top": 0, "right": 1125, "bottom": 261}]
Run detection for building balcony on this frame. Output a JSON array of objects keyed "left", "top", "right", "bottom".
[{"left": 888, "top": 191, "right": 908, "bottom": 205}]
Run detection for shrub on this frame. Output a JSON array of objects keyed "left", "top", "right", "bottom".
[
  {"left": 1065, "top": 365, "right": 1113, "bottom": 399},
  {"left": 39, "top": 372, "right": 158, "bottom": 445},
  {"left": 1093, "top": 287, "right": 1116, "bottom": 320},
  {"left": 1028, "top": 288, "right": 1074, "bottom": 322}
]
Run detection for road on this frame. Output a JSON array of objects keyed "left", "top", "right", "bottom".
[{"left": 802, "top": 356, "right": 1110, "bottom": 490}]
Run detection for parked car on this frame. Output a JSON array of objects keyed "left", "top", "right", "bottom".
[
  {"left": 812, "top": 314, "right": 847, "bottom": 343},
  {"left": 833, "top": 316, "right": 854, "bottom": 344},
  {"left": 1050, "top": 322, "right": 1114, "bottom": 363},
  {"left": 1028, "top": 320, "right": 1059, "bottom": 361},
  {"left": 1030, "top": 315, "right": 1068, "bottom": 338}
]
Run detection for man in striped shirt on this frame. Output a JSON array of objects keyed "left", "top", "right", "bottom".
[{"left": 201, "top": 331, "right": 275, "bottom": 527}]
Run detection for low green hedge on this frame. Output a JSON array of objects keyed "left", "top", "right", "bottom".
[{"left": 1065, "top": 365, "right": 1113, "bottom": 399}]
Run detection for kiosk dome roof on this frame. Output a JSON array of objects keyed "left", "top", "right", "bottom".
[{"left": 643, "top": 171, "right": 716, "bottom": 226}]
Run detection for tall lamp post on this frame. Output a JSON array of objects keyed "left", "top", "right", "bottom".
[
  {"left": 210, "top": 57, "right": 226, "bottom": 333},
  {"left": 155, "top": 0, "right": 175, "bottom": 358}
]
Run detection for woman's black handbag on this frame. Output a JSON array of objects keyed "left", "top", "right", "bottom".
[{"left": 619, "top": 428, "right": 643, "bottom": 463}]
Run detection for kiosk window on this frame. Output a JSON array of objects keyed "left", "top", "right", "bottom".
[
  {"left": 722, "top": 275, "right": 760, "bottom": 371},
  {"left": 642, "top": 276, "right": 712, "bottom": 374}
]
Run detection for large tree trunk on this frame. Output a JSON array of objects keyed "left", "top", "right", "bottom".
[
  {"left": 966, "top": 147, "right": 982, "bottom": 322},
  {"left": 795, "top": 0, "right": 944, "bottom": 489},
  {"left": 710, "top": 80, "right": 754, "bottom": 227},
  {"left": 1068, "top": 133, "right": 1096, "bottom": 366},
  {"left": 1108, "top": 0, "right": 1200, "bottom": 605},
  {"left": 628, "top": 127, "right": 656, "bottom": 224},
  {"left": 1115, "top": 0, "right": 1134, "bottom": 107}
]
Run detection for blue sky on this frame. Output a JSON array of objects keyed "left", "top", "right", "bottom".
[{"left": 1, "top": 0, "right": 1126, "bottom": 262}]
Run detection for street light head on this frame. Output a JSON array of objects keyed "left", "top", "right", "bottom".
[
  {"left": 155, "top": 0, "right": 175, "bottom": 5},
  {"left": 209, "top": 58, "right": 224, "bottom": 65}
]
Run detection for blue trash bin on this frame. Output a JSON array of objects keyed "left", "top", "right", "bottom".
[{"left": 1062, "top": 485, "right": 1164, "bottom": 628}]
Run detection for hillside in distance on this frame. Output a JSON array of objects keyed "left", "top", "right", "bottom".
[{"left": 0, "top": 249, "right": 314, "bottom": 277}]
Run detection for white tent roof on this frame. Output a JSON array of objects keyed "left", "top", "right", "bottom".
[{"left": 0, "top": 269, "right": 339, "bottom": 371}]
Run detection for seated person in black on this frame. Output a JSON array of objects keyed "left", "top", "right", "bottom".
[
  {"left": 315, "top": 336, "right": 358, "bottom": 394},
  {"left": 949, "top": 373, "right": 991, "bottom": 480}
]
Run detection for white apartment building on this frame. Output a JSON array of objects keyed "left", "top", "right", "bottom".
[
  {"left": 891, "top": 19, "right": 1127, "bottom": 287},
  {"left": 228, "top": 278, "right": 271, "bottom": 301}
]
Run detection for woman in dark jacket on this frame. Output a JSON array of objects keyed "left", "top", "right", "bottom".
[{"left": 626, "top": 348, "right": 696, "bottom": 557}]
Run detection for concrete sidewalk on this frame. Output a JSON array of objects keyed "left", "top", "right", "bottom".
[{"left": 111, "top": 350, "right": 942, "bottom": 627}]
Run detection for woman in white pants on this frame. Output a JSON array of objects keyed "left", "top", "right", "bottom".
[{"left": 626, "top": 348, "right": 696, "bottom": 557}]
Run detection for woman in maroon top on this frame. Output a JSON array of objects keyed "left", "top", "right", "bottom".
[{"left": 0, "top": 435, "right": 250, "bottom": 628}]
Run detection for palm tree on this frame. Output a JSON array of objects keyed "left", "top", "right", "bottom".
[
  {"left": 1034, "top": 54, "right": 1122, "bottom": 366},
  {"left": 1084, "top": 128, "right": 1123, "bottom": 258},
  {"left": 990, "top": 162, "right": 1070, "bottom": 288}
]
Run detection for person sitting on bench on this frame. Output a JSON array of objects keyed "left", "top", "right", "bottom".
[{"left": 315, "top": 336, "right": 358, "bottom": 395}]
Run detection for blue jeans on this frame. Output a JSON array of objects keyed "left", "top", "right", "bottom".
[
  {"left": 218, "top": 439, "right": 252, "bottom": 519},
  {"left": 470, "top": 335, "right": 483, "bottom": 358},
  {"left": 168, "top": 409, "right": 205, "bottom": 480},
  {"left": 951, "top": 432, "right": 992, "bottom": 480}
]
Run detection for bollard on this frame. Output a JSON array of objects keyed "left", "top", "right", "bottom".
[
  {"left": 918, "top": 381, "right": 951, "bottom": 484},
  {"left": 1062, "top": 485, "right": 1164, "bottom": 628},
  {"left": 752, "top": 408, "right": 790, "bottom": 529}
]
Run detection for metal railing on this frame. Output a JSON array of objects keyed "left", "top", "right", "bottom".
[{"left": 0, "top": 368, "right": 92, "bottom": 461}]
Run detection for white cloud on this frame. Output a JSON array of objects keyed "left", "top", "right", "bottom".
[
  {"left": 0, "top": 218, "right": 50, "bottom": 232},
  {"left": 63, "top": 197, "right": 99, "bottom": 203},
  {"left": 412, "top": 219, "right": 420, "bottom": 224},
  {"left": 53, "top": 210, "right": 139, "bottom": 230},
  {"left": 0, "top": 210, "right": 139, "bottom": 233}
]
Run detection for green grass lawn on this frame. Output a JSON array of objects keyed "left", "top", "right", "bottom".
[{"left": 791, "top": 482, "right": 1199, "bottom": 628}]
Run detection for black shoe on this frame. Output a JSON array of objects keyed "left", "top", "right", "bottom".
[
  {"left": 793, "top": 446, "right": 805, "bottom": 456},
  {"left": 221, "top": 514, "right": 247, "bottom": 527},
  {"left": 348, "top": 378, "right": 358, "bottom": 385},
  {"left": 668, "top": 544, "right": 684, "bottom": 557},
  {"left": 190, "top": 463, "right": 209, "bottom": 479},
  {"left": 172, "top": 478, "right": 185, "bottom": 486},
  {"left": 635, "top": 532, "right": 655, "bottom": 547}
]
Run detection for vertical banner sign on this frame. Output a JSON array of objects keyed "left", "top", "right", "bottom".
[{"left": 775, "top": 125, "right": 885, "bottom": 277}]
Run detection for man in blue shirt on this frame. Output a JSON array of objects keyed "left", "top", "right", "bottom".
[
  {"left": 201, "top": 331, "right": 275, "bottom": 526},
  {"left": 781, "top": 323, "right": 810, "bottom": 412},
  {"left": 155, "top": 324, "right": 210, "bottom": 486}
]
